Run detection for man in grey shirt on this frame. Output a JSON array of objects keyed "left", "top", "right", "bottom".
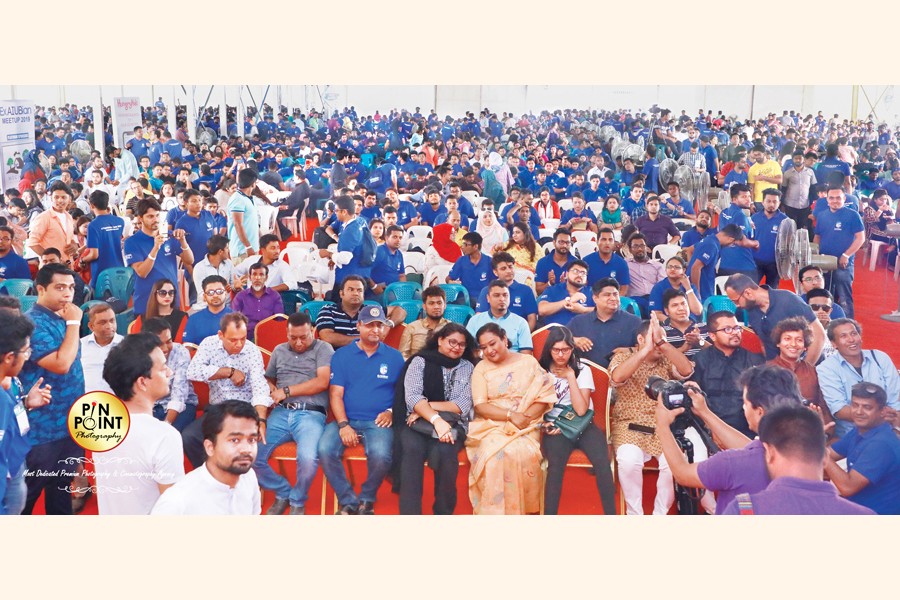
[
  {"left": 782, "top": 150, "right": 817, "bottom": 234},
  {"left": 252, "top": 312, "right": 335, "bottom": 514}
]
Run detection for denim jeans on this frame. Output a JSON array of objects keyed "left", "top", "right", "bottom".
[
  {"left": 252, "top": 406, "right": 326, "bottom": 508},
  {"left": 826, "top": 266, "right": 855, "bottom": 318},
  {"left": 318, "top": 419, "right": 393, "bottom": 507},
  {"left": 2, "top": 465, "right": 27, "bottom": 515},
  {"left": 153, "top": 404, "right": 198, "bottom": 433}
]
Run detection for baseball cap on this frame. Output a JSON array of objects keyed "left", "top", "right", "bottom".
[{"left": 358, "top": 304, "right": 389, "bottom": 325}]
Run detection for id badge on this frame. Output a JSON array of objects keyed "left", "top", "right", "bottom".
[{"left": 14, "top": 402, "right": 29, "bottom": 436}]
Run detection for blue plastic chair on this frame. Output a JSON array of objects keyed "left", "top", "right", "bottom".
[
  {"left": 18, "top": 296, "right": 38, "bottom": 313},
  {"left": 439, "top": 284, "right": 470, "bottom": 307},
  {"left": 0, "top": 278, "right": 35, "bottom": 297},
  {"left": 389, "top": 300, "right": 423, "bottom": 324},
  {"left": 444, "top": 304, "right": 474, "bottom": 325},
  {"left": 701, "top": 295, "right": 738, "bottom": 322},
  {"left": 115, "top": 308, "right": 135, "bottom": 334},
  {"left": 360, "top": 153, "right": 375, "bottom": 169},
  {"left": 299, "top": 300, "right": 332, "bottom": 323},
  {"left": 383, "top": 282, "right": 423, "bottom": 305},
  {"left": 280, "top": 289, "right": 312, "bottom": 314},
  {"left": 95, "top": 267, "right": 136, "bottom": 304},
  {"left": 619, "top": 296, "right": 642, "bottom": 317}
]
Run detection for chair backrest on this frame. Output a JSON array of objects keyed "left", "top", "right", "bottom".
[
  {"left": 425, "top": 264, "right": 453, "bottom": 288},
  {"left": 740, "top": 325, "right": 764, "bottom": 355},
  {"left": 389, "top": 300, "right": 423, "bottom": 323},
  {"left": 407, "top": 237, "right": 434, "bottom": 252},
  {"left": 513, "top": 267, "right": 534, "bottom": 288},
  {"left": 652, "top": 244, "right": 682, "bottom": 263},
  {"left": 573, "top": 241, "right": 597, "bottom": 260},
  {"left": 443, "top": 304, "right": 474, "bottom": 325},
  {"left": 0, "top": 278, "right": 35, "bottom": 297},
  {"left": 542, "top": 241, "right": 556, "bottom": 255},
  {"left": 531, "top": 323, "right": 562, "bottom": 358},
  {"left": 384, "top": 281, "right": 423, "bottom": 304},
  {"left": 557, "top": 199, "right": 574, "bottom": 212},
  {"left": 619, "top": 296, "right": 641, "bottom": 317},
  {"left": 701, "top": 295, "right": 737, "bottom": 321},
  {"left": 254, "top": 313, "right": 289, "bottom": 353},
  {"left": 407, "top": 225, "right": 434, "bottom": 239},
  {"left": 571, "top": 230, "right": 597, "bottom": 245},
  {"left": 460, "top": 190, "right": 480, "bottom": 203},
  {"left": 280, "top": 289, "right": 312, "bottom": 314},
  {"left": 714, "top": 275, "right": 729, "bottom": 296},
  {"left": 541, "top": 218, "right": 561, "bottom": 232},
  {"left": 586, "top": 201, "right": 604, "bottom": 218},
  {"left": 582, "top": 359, "right": 615, "bottom": 480},
  {"left": 115, "top": 308, "right": 135, "bottom": 334},
  {"left": 299, "top": 300, "right": 333, "bottom": 323},
  {"left": 439, "top": 283, "right": 470, "bottom": 306},
  {"left": 96, "top": 267, "right": 136, "bottom": 300},
  {"left": 383, "top": 322, "right": 406, "bottom": 349},
  {"left": 402, "top": 251, "right": 426, "bottom": 275}
]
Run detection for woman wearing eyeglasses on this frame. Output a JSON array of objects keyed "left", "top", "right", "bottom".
[
  {"left": 393, "top": 323, "right": 477, "bottom": 514},
  {"left": 131, "top": 278, "right": 188, "bottom": 341},
  {"left": 538, "top": 326, "right": 616, "bottom": 515}
]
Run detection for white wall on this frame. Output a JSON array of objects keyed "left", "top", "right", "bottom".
[{"left": 0, "top": 84, "right": 872, "bottom": 123}]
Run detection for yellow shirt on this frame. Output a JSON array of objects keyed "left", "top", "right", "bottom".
[{"left": 747, "top": 159, "right": 783, "bottom": 204}]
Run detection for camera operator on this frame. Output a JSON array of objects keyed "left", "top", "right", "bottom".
[
  {"left": 609, "top": 315, "right": 707, "bottom": 515},
  {"left": 655, "top": 364, "right": 804, "bottom": 514}
]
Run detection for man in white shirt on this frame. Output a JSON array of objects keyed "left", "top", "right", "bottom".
[
  {"left": 191, "top": 234, "right": 239, "bottom": 309},
  {"left": 94, "top": 333, "right": 185, "bottom": 515},
  {"left": 80, "top": 304, "right": 123, "bottom": 394},
  {"left": 151, "top": 400, "right": 261, "bottom": 515},
  {"left": 233, "top": 233, "right": 297, "bottom": 292}
]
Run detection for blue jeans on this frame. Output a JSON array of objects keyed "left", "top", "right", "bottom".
[
  {"left": 826, "top": 265, "right": 855, "bottom": 319},
  {"left": 152, "top": 404, "right": 198, "bottom": 433},
  {"left": 2, "top": 465, "right": 27, "bottom": 515},
  {"left": 318, "top": 419, "right": 393, "bottom": 507},
  {"left": 252, "top": 407, "right": 326, "bottom": 508}
]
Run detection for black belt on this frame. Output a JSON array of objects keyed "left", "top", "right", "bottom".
[{"left": 280, "top": 402, "right": 326, "bottom": 414}]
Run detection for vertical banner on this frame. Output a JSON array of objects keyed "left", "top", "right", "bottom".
[
  {"left": 0, "top": 99, "right": 35, "bottom": 192},
  {"left": 111, "top": 96, "right": 142, "bottom": 148}
]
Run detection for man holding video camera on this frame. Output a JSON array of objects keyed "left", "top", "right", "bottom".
[{"left": 655, "top": 364, "right": 805, "bottom": 514}]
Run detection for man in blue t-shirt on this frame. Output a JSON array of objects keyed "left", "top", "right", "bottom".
[
  {"left": 0, "top": 226, "right": 31, "bottom": 281},
  {"left": 125, "top": 126, "right": 150, "bottom": 160},
  {"left": 688, "top": 224, "right": 744, "bottom": 301},
  {"left": 681, "top": 210, "right": 714, "bottom": 249},
  {"left": 173, "top": 189, "right": 217, "bottom": 265},
  {"left": 537, "top": 259, "right": 595, "bottom": 326},
  {"left": 448, "top": 231, "right": 493, "bottom": 307},
  {"left": 583, "top": 228, "right": 630, "bottom": 291},
  {"left": 535, "top": 229, "right": 575, "bottom": 295},
  {"left": 474, "top": 252, "right": 538, "bottom": 331},
  {"left": 751, "top": 189, "right": 788, "bottom": 288},
  {"left": 717, "top": 183, "right": 761, "bottom": 280},
  {"left": 322, "top": 195, "right": 373, "bottom": 301},
  {"left": 813, "top": 185, "right": 865, "bottom": 318},
  {"left": 124, "top": 199, "right": 194, "bottom": 315},
  {"left": 83, "top": 190, "right": 126, "bottom": 289},
  {"left": 182, "top": 275, "right": 233, "bottom": 345},
  {"left": 825, "top": 382, "right": 900, "bottom": 515}
]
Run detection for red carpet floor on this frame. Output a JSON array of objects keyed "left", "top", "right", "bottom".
[{"left": 32, "top": 246, "right": 900, "bottom": 516}]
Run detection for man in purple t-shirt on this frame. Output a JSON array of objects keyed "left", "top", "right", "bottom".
[{"left": 654, "top": 364, "right": 804, "bottom": 514}]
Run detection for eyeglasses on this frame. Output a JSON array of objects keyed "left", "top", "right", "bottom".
[
  {"left": 205, "top": 288, "right": 227, "bottom": 296},
  {"left": 802, "top": 275, "right": 824, "bottom": 282},
  {"left": 665, "top": 264, "right": 684, "bottom": 270},
  {"left": 712, "top": 325, "right": 743, "bottom": 335},
  {"left": 809, "top": 303, "right": 833, "bottom": 313},
  {"left": 568, "top": 269, "right": 587, "bottom": 277},
  {"left": 550, "top": 346, "right": 573, "bottom": 355},
  {"left": 15, "top": 346, "right": 32, "bottom": 358},
  {"left": 156, "top": 289, "right": 176, "bottom": 297},
  {"left": 444, "top": 339, "right": 466, "bottom": 349}
]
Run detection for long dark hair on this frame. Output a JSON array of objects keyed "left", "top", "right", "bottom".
[
  {"left": 423, "top": 322, "right": 478, "bottom": 363},
  {"left": 506, "top": 222, "right": 537, "bottom": 260},
  {"left": 145, "top": 278, "right": 176, "bottom": 318},
  {"left": 538, "top": 325, "right": 582, "bottom": 376}
]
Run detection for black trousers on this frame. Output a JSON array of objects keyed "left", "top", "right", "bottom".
[
  {"left": 541, "top": 424, "right": 616, "bottom": 515},
  {"left": 755, "top": 260, "right": 780, "bottom": 289},
  {"left": 782, "top": 205, "right": 812, "bottom": 236},
  {"left": 182, "top": 414, "right": 208, "bottom": 468},
  {"left": 23, "top": 437, "right": 82, "bottom": 515},
  {"left": 398, "top": 426, "right": 465, "bottom": 515}
]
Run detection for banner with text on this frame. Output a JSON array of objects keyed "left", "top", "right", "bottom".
[
  {"left": 0, "top": 99, "right": 35, "bottom": 192},
  {"left": 111, "top": 96, "right": 142, "bottom": 149}
]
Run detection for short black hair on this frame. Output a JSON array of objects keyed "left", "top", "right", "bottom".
[
  {"left": 142, "top": 316, "right": 172, "bottom": 337},
  {"left": 851, "top": 382, "right": 888, "bottom": 408},
  {"left": 0, "top": 310, "right": 34, "bottom": 355},
  {"left": 34, "top": 263, "right": 75, "bottom": 290},
  {"left": 287, "top": 312, "right": 313, "bottom": 328},
  {"left": 202, "top": 274, "right": 228, "bottom": 291},
  {"left": 591, "top": 277, "right": 620, "bottom": 295},
  {"left": 707, "top": 309, "right": 736, "bottom": 331},
  {"left": 103, "top": 333, "right": 160, "bottom": 401},
  {"left": 89, "top": 190, "right": 109, "bottom": 210},
  {"left": 737, "top": 364, "right": 803, "bottom": 410},
  {"left": 758, "top": 405, "right": 826, "bottom": 464},
  {"left": 202, "top": 400, "right": 260, "bottom": 444}
]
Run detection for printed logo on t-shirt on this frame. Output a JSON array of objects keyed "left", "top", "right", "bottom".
[
  {"left": 377, "top": 363, "right": 389, "bottom": 380},
  {"left": 835, "top": 222, "right": 842, "bottom": 231},
  {"left": 480, "top": 273, "right": 487, "bottom": 281},
  {"left": 610, "top": 271, "right": 617, "bottom": 278}
]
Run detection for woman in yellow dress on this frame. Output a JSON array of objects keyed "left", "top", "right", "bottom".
[{"left": 467, "top": 323, "right": 557, "bottom": 514}]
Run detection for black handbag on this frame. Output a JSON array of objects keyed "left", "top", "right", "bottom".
[
  {"left": 408, "top": 410, "right": 460, "bottom": 441},
  {"left": 552, "top": 404, "right": 594, "bottom": 442}
]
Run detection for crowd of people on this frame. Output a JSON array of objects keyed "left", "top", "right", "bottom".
[{"left": 1, "top": 99, "right": 898, "bottom": 516}]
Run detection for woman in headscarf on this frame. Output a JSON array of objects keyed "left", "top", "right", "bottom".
[
  {"left": 424, "top": 222, "right": 461, "bottom": 285},
  {"left": 481, "top": 169, "right": 506, "bottom": 209},
  {"left": 475, "top": 206, "right": 508, "bottom": 256}
]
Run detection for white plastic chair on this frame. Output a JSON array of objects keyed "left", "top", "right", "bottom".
[
  {"left": 402, "top": 251, "right": 426, "bottom": 275},
  {"left": 460, "top": 190, "right": 481, "bottom": 204},
  {"left": 513, "top": 267, "right": 535, "bottom": 288},
  {"left": 407, "top": 225, "right": 434, "bottom": 239},
  {"left": 407, "top": 237, "right": 434, "bottom": 252},
  {"left": 652, "top": 244, "right": 682, "bottom": 264},
  {"left": 542, "top": 218, "right": 561, "bottom": 232},
  {"left": 574, "top": 241, "right": 597, "bottom": 260},
  {"left": 715, "top": 275, "right": 729, "bottom": 296},
  {"left": 557, "top": 199, "right": 574, "bottom": 212},
  {"left": 586, "top": 202, "right": 604, "bottom": 218},
  {"left": 424, "top": 264, "right": 453, "bottom": 288},
  {"left": 572, "top": 230, "right": 597, "bottom": 245}
]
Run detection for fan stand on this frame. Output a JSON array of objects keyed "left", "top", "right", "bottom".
[{"left": 879, "top": 231, "right": 900, "bottom": 323}]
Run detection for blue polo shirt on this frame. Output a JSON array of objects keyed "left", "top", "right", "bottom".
[
  {"left": 166, "top": 207, "right": 186, "bottom": 230},
  {"left": 418, "top": 203, "right": 447, "bottom": 227},
  {"left": 681, "top": 226, "right": 712, "bottom": 249},
  {"left": 360, "top": 206, "right": 382, "bottom": 222},
  {"left": 86, "top": 214, "right": 126, "bottom": 288},
  {"left": 648, "top": 279, "right": 699, "bottom": 314},
  {"left": 449, "top": 253, "right": 493, "bottom": 300},
  {"left": 812, "top": 195, "right": 860, "bottom": 217},
  {"left": 0, "top": 251, "right": 32, "bottom": 281},
  {"left": 370, "top": 244, "right": 404, "bottom": 286},
  {"left": 475, "top": 280, "right": 537, "bottom": 321},
  {"left": 744, "top": 287, "right": 817, "bottom": 359},
  {"left": 751, "top": 210, "right": 787, "bottom": 265},
  {"left": 535, "top": 253, "right": 575, "bottom": 286},
  {"left": 687, "top": 235, "right": 721, "bottom": 300},
  {"left": 330, "top": 341, "right": 404, "bottom": 421},
  {"left": 127, "top": 137, "right": 149, "bottom": 159},
  {"left": 182, "top": 306, "right": 233, "bottom": 345},
  {"left": 466, "top": 310, "right": 533, "bottom": 352},
  {"left": 21, "top": 304, "right": 85, "bottom": 445},
  {"left": 560, "top": 208, "right": 597, "bottom": 229},
  {"left": 814, "top": 207, "right": 864, "bottom": 266},
  {"left": 124, "top": 230, "right": 183, "bottom": 315},
  {"left": 396, "top": 200, "right": 419, "bottom": 226},
  {"left": 0, "top": 384, "right": 32, "bottom": 507},
  {"left": 831, "top": 422, "right": 900, "bottom": 515},
  {"left": 718, "top": 204, "right": 755, "bottom": 271},
  {"left": 583, "top": 252, "right": 630, "bottom": 288},
  {"left": 174, "top": 210, "right": 217, "bottom": 263},
  {"left": 537, "top": 282, "right": 595, "bottom": 326}
]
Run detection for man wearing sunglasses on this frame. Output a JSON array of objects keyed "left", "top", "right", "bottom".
[
  {"left": 797, "top": 265, "right": 846, "bottom": 319},
  {"left": 690, "top": 311, "right": 765, "bottom": 438},
  {"left": 183, "top": 275, "right": 233, "bottom": 345}
]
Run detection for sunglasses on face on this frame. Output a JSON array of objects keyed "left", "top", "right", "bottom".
[
  {"left": 156, "top": 289, "right": 176, "bottom": 297},
  {"left": 809, "top": 303, "right": 832, "bottom": 313}
]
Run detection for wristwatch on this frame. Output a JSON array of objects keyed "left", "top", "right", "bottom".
[
  {"left": 282, "top": 386, "right": 291, "bottom": 398},
  {"left": 338, "top": 421, "right": 350, "bottom": 429}
]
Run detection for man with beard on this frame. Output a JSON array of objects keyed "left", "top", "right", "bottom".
[
  {"left": 624, "top": 233, "right": 665, "bottom": 318},
  {"left": 232, "top": 262, "right": 285, "bottom": 341},
  {"left": 583, "top": 227, "right": 630, "bottom": 292},
  {"left": 716, "top": 184, "right": 760, "bottom": 280},
  {"left": 534, "top": 229, "right": 574, "bottom": 295},
  {"left": 634, "top": 196, "right": 680, "bottom": 250},
  {"left": 680, "top": 210, "right": 714, "bottom": 252},
  {"left": 152, "top": 400, "right": 261, "bottom": 515},
  {"left": 750, "top": 189, "right": 788, "bottom": 288},
  {"left": 781, "top": 150, "right": 817, "bottom": 234},
  {"left": 537, "top": 259, "right": 594, "bottom": 327}
]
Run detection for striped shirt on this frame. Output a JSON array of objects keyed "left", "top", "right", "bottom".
[
  {"left": 663, "top": 319, "right": 710, "bottom": 359},
  {"left": 315, "top": 302, "right": 360, "bottom": 339}
]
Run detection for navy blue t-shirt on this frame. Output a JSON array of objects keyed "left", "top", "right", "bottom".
[
  {"left": 718, "top": 204, "right": 755, "bottom": 271},
  {"left": 537, "top": 282, "right": 595, "bottom": 326},
  {"left": 687, "top": 235, "right": 721, "bottom": 300},
  {"left": 0, "top": 251, "right": 32, "bottom": 281},
  {"left": 449, "top": 253, "right": 493, "bottom": 300},
  {"left": 370, "top": 245, "right": 404, "bottom": 286},
  {"left": 86, "top": 214, "right": 126, "bottom": 288},
  {"left": 583, "top": 252, "right": 630, "bottom": 288},
  {"left": 174, "top": 210, "right": 217, "bottom": 263},
  {"left": 751, "top": 210, "right": 787, "bottom": 265},
  {"left": 815, "top": 207, "right": 864, "bottom": 265},
  {"left": 330, "top": 341, "right": 405, "bottom": 421},
  {"left": 535, "top": 253, "right": 575, "bottom": 286},
  {"left": 475, "top": 280, "right": 537, "bottom": 321},
  {"left": 124, "top": 230, "right": 183, "bottom": 315}
]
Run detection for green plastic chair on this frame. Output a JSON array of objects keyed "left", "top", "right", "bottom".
[
  {"left": 18, "top": 296, "right": 38, "bottom": 313},
  {"left": 619, "top": 296, "right": 642, "bottom": 317},
  {"left": 439, "top": 284, "right": 470, "bottom": 306},
  {"left": 443, "top": 304, "right": 474, "bottom": 325},
  {"left": 701, "top": 295, "right": 737, "bottom": 322},
  {"left": 384, "top": 282, "right": 423, "bottom": 304},
  {"left": 0, "top": 278, "right": 35, "bottom": 297},
  {"left": 389, "top": 300, "right": 423, "bottom": 324},
  {"left": 299, "top": 300, "right": 332, "bottom": 323},
  {"left": 95, "top": 267, "right": 136, "bottom": 304}
]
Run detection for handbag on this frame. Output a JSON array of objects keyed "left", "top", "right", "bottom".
[
  {"left": 408, "top": 410, "right": 460, "bottom": 440},
  {"left": 552, "top": 403, "right": 594, "bottom": 442}
]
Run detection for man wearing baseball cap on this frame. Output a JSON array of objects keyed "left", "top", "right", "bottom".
[{"left": 318, "top": 304, "right": 405, "bottom": 515}]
